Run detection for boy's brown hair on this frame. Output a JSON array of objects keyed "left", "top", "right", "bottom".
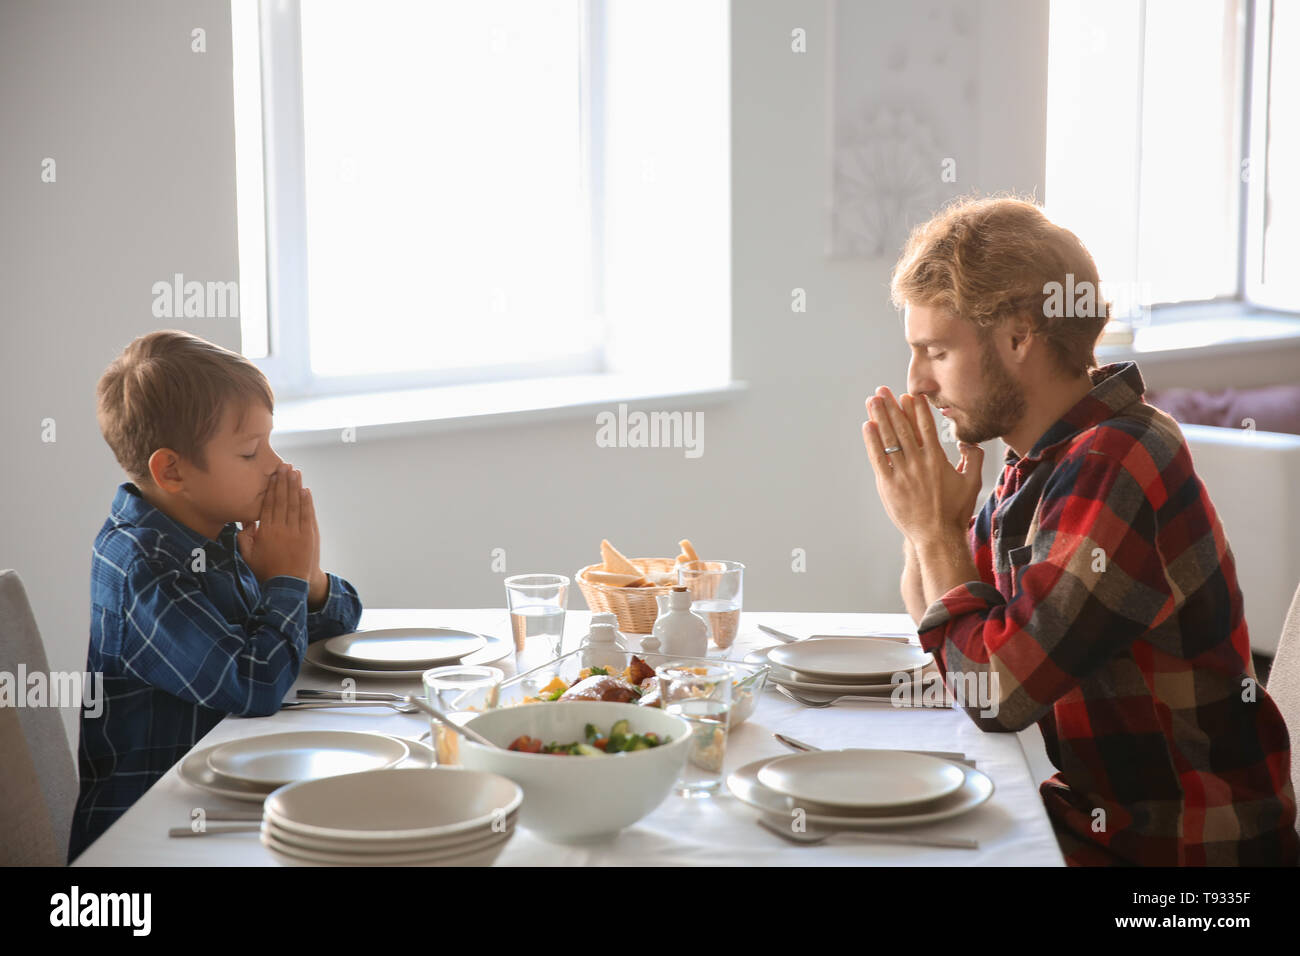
[
  {"left": 890, "top": 195, "right": 1109, "bottom": 377},
  {"left": 97, "top": 330, "right": 274, "bottom": 483}
]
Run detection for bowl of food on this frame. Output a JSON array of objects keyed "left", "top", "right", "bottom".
[{"left": 456, "top": 701, "right": 691, "bottom": 843}]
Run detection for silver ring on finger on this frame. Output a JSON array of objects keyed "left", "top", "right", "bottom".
[{"left": 884, "top": 444, "right": 903, "bottom": 455}]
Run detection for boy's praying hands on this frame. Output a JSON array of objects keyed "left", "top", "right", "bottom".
[{"left": 237, "top": 463, "right": 329, "bottom": 610}]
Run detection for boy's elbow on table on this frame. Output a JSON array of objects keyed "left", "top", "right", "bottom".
[{"left": 216, "top": 658, "right": 303, "bottom": 718}]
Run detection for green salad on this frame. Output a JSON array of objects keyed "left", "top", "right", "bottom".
[{"left": 506, "top": 719, "right": 671, "bottom": 756}]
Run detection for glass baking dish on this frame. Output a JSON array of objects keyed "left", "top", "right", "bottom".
[{"left": 498, "top": 648, "right": 770, "bottom": 727}]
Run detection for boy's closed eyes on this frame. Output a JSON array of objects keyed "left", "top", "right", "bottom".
[{"left": 136, "top": 401, "right": 283, "bottom": 541}]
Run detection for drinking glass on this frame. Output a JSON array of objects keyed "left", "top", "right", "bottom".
[
  {"left": 677, "top": 560, "right": 744, "bottom": 649},
  {"left": 657, "top": 661, "right": 733, "bottom": 797},
  {"left": 504, "top": 573, "right": 569, "bottom": 670},
  {"left": 423, "top": 665, "right": 504, "bottom": 766}
]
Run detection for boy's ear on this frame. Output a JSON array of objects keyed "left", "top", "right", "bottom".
[{"left": 146, "top": 448, "right": 185, "bottom": 493}]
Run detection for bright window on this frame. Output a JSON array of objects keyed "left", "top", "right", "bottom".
[
  {"left": 1046, "top": 0, "right": 1297, "bottom": 322},
  {"left": 233, "top": 0, "right": 604, "bottom": 397}
]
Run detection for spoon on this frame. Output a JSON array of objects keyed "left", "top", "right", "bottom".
[{"left": 401, "top": 695, "right": 501, "bottom": 749}]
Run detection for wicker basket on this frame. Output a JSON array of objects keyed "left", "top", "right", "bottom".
[
  {"left": 576, "top": 558, "right": 723, "bottom": 634},
  {"left": 576, "top": 558, "right": 679, "bottom": 634}
]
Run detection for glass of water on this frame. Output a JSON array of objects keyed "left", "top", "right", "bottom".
[
  {"left": 677, "top": 560, "right": 744, "bottom": 649},
  {"left": 504, "top": 573, "right": 569, "bottom": 670},
  {"left": 657, "top": 661, "right": 733, "bottom": 798},
  {"left": 423, "top": 665, "right": 504, "bottom": 766}
]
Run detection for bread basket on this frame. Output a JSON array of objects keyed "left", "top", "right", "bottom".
[
  {"left": 576, "top": 558, "right": 724, "bottom": 634},
  {"left": 576, "top": 558, "right": 679, "bottom": 634}
]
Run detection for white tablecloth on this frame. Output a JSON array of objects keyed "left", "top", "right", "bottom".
[{"left": 74, "top": 609, "right": 1065, "bottom": 866}]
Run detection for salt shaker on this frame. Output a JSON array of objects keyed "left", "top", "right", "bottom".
[
  {"left": 652, "top": 586, "right": 708, "bottom": 659},
  {"left": 580, "top": 620, "right": 628, "bottom": 671}
]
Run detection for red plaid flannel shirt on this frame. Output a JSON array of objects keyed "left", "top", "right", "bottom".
[{"left": 918, "top": 362, "right": 1300, "bottom": 866}]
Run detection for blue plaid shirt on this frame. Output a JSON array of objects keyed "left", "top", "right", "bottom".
[{"left": 69, "top": 482, "right": 362, "bottom": 861}]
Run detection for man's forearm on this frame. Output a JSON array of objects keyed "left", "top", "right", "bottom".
[
  {"left": 900, "top": 539, "right": 928, "bottom": 626},
  {"left": 914, "top": 529, "right": 981, "bottom": 610}
]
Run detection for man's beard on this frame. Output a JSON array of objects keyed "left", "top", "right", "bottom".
[{"left": 949, "top": 337, "right": 1027, "bottom": 445}]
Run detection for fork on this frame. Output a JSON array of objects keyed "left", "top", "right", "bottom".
[
  {"left": 168, "top": 825, "right": 261, "bottom": 838},
  {"left": 297, "top": 689, "right": 408, "bottom": 702},
  {"left": 756, "top": 815, "right": 978, "bottom": 850},
  {"left": 279, "top": 698, "right": 421, "bottom": 713},
  {"left": 196, "top": 809, "right": 263, "bottom": 821},
  {"left": 774, "top": 683, "right": 952, "bottom": 709}
]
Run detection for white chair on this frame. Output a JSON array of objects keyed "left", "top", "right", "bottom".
[
  {"left": 0, "top": 569, "right": 79, "bottom": 865},
  {"left": 1181, "top": 424, "right": 1300, "bottom": 656},
  {"left": 1266, "top": 580, "right": 1300, "bottom": 837}
]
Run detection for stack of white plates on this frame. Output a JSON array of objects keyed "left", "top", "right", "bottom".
[
  {"left": 728, "top": 749, "right": 994, "bottom": 828},
  {"left": 261, "top": 768, "right": 524, "bottom": 866},
  {"left": 304, "top": 627, "right": 512, "bottom": 680},
  {"left": 179, "top": 731, "right": 435, "bottom": 802},
  {"left": 746, "top": 638, "right": 934, "bottom": 696}
]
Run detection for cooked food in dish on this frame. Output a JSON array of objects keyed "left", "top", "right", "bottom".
[
  {"left": 558, "top": 674, "right": 640, "bottom": 703},
  {"left": 524, "top": 658, "right": 659, "bottom": 704}
]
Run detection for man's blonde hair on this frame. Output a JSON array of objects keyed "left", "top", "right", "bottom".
[
  {"left": 890, "top": 195, "right": 1109, "bottom": 376},
  {"left": 96, "top": 330, "right": 274, "bottom": 483}
]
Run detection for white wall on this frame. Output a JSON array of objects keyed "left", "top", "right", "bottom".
[
  {"left": 0, "top": 0, "right": 241, "bottom": 746},
  {"left": 0, "top": 0, "right": 1051, "bottom": 752}
]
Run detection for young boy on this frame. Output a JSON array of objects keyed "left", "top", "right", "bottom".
[{"left": 68, "top": 330, "right": 362, "bottom": 861}]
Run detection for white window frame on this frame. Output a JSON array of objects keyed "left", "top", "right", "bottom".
[{"left": 244, "top": 0, "right": 609, "bottom": 400}]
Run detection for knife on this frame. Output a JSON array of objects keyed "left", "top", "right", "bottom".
[
  {"left": 757, "top": 624, "right": 915, "bottom": 645},
  {"left": 757, "top": 624, "right": 800, "bottom": 643},
  {"left": 773, "top": 733, "right": 974, "bottom": 766},
  {"left": 809, "top": 633, "right": 916, "bottom": 643},
  {"left": 297, "top": 688, "right": 406, "bottom": 701}
]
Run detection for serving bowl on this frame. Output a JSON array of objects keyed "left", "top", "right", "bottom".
[{"left": 456, "top": 701, "right": 691, "bottom": 843}]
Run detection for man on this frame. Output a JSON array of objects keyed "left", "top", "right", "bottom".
[{"left": 864, "top": 196, "right": 1299, "bottom": 866}]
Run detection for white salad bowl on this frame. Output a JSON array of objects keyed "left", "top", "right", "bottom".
[{"left": 457, "top": 701, "right": 691, "bottom": 843}]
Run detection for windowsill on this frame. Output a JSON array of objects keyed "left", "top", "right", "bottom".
[
  {"left": 1096, "top": 304, "right": 1300, "bottom": 364},
  {"left": 270, "top": 373, "right": 747, "bottom": 448}
]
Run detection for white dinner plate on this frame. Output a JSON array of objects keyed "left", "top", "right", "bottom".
[
  {"left": 263, "top": 808, "right": 519, "bottom": 855},
  {"left": 206, "top": 731, "right": 410, "bottom": 788},
  {"left": 756, "top": 749, "right": 967, "bottom": 810},
  {"left": 745, "top": 648, "right": 925, "bottom": 694},
  {"left": 768, "top": 638, "right": 933, "bottom": 681},
  {"left": 264, "top": 767, "right": 524, "bottom": 842},
  {"left": 728, "top": 754, "right": 994, "bottom": 828},
  {"left": 323, "top": 628, "right": 487, "bottom": 670},
  {"left": 178, "top": 735, "right": 435, "bottom": 803},
  {"left": 261, "top": 826, "right": 513, "bottom": 867},
  {"left": 305, "top": 630, "right": 512, "bottom": 679}
]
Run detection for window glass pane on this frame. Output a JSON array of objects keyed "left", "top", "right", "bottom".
[
  {"left": 1136, "top": 0, "right": 1242, "bottom": 303},
  {"left": 1262, "top": 0, "right": 1300, "bottom": 302},
  {"left": 298, "top": 0, "right": 591, "bottom": 378}
]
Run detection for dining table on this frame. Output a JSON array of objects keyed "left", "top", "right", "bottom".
[{"left": 72, "top": 608, "right": 1066, "bottom": 866}]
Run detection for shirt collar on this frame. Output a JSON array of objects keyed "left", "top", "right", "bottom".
[
  {"left": 110, "top": 482, "right": 241, "bottom": 563},
  {"left": 1004, "top": 361, "right": 1147, "bottom": 466}
]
